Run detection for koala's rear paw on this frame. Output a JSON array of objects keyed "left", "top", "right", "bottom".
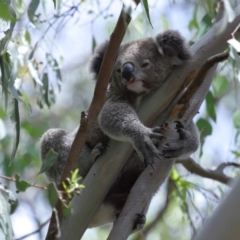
[
  {"left": 91, "top": 141, "right": 109, "bottom": 161},
  {"left": 174, "top": 120, "right": 188, "bottom": 140},
  {"left": 132, "top": 213, "right": 146, "bottom": 232}
]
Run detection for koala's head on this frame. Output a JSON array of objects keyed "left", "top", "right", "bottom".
[{"left": 91, "top": 30, "right": 191, "bottom": 96}]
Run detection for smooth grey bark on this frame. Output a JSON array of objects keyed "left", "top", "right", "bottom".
[{"left": 194, "top": 175, "right": 240, "bottom": 240}]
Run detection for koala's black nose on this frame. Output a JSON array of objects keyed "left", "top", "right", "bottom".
[{"left": 122, "top": 62, "right": 135, "bottom": 81}]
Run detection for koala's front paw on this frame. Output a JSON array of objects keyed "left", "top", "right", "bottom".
[
  {"left": 134, "top": 127, "right": 164, "bottom": 167},
  {"left": 132, "top": 213, "right": 146, "bottom": 232},
  {"left": 162, "top": 120, "right": 198, "bottom": 159}
]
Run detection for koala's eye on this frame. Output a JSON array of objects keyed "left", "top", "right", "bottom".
[
  {"left": 141, "top": 60, "right": 151, "bottom": 68},
  {"left": 116, "top": 68, "right": 121, "bottom": 73}
]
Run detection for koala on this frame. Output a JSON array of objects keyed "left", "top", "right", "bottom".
[{"left": 40, "top": 30, "right": 199, "bottom": 232}]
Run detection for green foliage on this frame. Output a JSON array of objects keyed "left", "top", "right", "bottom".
[
  {"left": 141, "top": 0, "right": 153, "bottom": 28},
  {"left": 62, "top": 169, "right": 84, "bottom": 199},
  {"left": 233, "top": 110, "right": 240, "bottom": 129},
  {"left": 197, "top": 118, "right": 212, "bottom": 156},
  {"left": 47, "top": 182, "right": 59, "bottom": 208},
  {"left": 46, "top": 53, "right": 62, "bottom": 91},
  {"left": 206, "top": 91, "right": 216, "bottom": 122},
  {"left": 61, "top": 201, "right": 72, "bottom": 217},
  {"left": 10, "top": 99, "right": 20, "bottom": 161},
  {"left": 39, "top": 148, "right": 58, "bottom": 175},
  {"left": 27, "top": 0, "right": 40, "bottom": 23},
  {"left": 15, "top": 174, "right": 31, "bottom": 192},
  {"left": 0, "top": 0, "right": 15, "bottom": 21},
  {"left": 212, "top": 76, "right": 229, "bottom": 98}
]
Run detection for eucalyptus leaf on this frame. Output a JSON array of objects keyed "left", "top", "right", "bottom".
[
  {"left": 62, "top": 202, "right": 72, "bottom": 217},
  {"left": 197, "top": 118, "right": 212, "bottom": 139},
  {"left": 15, "top": 174, "right": 31, "bottom": 192},
  {"left": 39, "top": 148, "right": 58, "bottom": 174},
  {"left": 206, "top": 91, "right": 216, "bottom": 122},
  {"left": 27, "top": 0, "right": 40, "bottom": 23},
  {"left": 42, "top": 73, "right": 50, "bottom": 107},
  {"left": 212, "top": 76, "right": 228, "bottom": 98},
  {"left": 0, "top": 1, "right": 14, "bottom": 21},
  {"left": 233, "top": 110, "right": 240, "bottom": 129},
  {"left": 47, "top": 182, "right": 59, "bottom": 208},
  {"left": 46, "top": 53, "right": 62, "bottom": 90},
  {"left": 141, "top": 0, "right": 153, "bottom": 28},
  {"left": 10, "top": 99, "right": 20, "bottom": 161}
]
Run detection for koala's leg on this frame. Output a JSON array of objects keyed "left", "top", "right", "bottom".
[
  {"left": 40, "top": 129, "right": 73, "bottom": 183},
  {"left": 131, "top": 199, "right": 151, "bottom": 233},
  {"left": 162, "top": 120, "right": 199, "bottom": 159},
  {"left": 40, "top": 128, "right": 96, "bottom": 181}
]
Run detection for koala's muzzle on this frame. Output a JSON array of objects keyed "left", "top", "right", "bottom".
[{"left": 122, "top": 62, "right": 135, "bottom": 82}]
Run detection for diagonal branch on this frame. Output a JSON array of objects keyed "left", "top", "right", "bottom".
[
  {"left": 133, "top": 179, "right": 174, "bottom": 240},
  {"left": 176, "top": 158, "right": 240, "bottom": 185},
  {"left": 46, "top": 2, "right": 140, "bottom": 240},
  {"left": 56, "top": 2, "right": 140, "bottom": 240}
]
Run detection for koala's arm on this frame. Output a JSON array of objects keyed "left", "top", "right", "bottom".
[
  {"left": 98, "top": 98, "right": 163, "bottom": 165},
  {"left": 162, "top": 120, "right": 199, "bottom": 159}
]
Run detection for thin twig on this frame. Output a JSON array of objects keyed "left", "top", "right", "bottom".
[
  {"left": 176, "top": 158, "right": 240, "bottom": 184},
  {"left": 15, "top": 218, "right": 49, "bottom": 240},
  {"left": 0, "top": 174, "right": 47, "bottom": 190}
]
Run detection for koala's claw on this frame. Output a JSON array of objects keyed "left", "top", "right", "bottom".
[
  {"left": 174, "top": 121, "right": 189, "bottom": 140},
  {"left": 150, "top": 163, "right": 155, "bottom": 170},
  {"left": 150, "top": 126, "right": 165, "bottom": 140},
  {"left": 174, "top": 120, "right": 184, "bottom": 129},
  {"left": 161, "top": 144, "right": 170, "bottom": 149},
  {"left": 132, "top": 213, "right": 146, "bottom": 232}
]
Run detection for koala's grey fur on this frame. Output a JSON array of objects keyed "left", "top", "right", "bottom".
[{"left": 40, "top": 30, "right": 199, "bottom": 231}]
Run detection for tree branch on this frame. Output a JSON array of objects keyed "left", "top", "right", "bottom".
[
  {"left": 56, "top": 2, "right": 140, "bottom": 240},
  {"left": 133, "top": 180, "right": 174, "bottom": 240},
  {"left": 176, "top": 158, "right": 240, "bottom": 185},
  {"left": 194, "top": 175, "right": 240, "bottom": 240}
]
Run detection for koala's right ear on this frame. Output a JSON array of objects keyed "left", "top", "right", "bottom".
[
  {"left": 156, "top": 30, "right": 191, "bottom": 66},
  {"left": 90, "top": 40, "right": 109, "bottom": 80}
]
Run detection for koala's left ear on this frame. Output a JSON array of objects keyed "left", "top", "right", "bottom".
[
  {"left": 90, "top": 40, "right": 109, "bottom": 80},
  {"left": 156, "top": 30, "right": 192, "bottom": 66}
]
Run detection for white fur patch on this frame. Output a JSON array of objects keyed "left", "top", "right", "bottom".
[{"left": 127, "top": 80, "right": 148, "bottom": 93}]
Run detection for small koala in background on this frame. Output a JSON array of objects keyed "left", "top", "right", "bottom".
[{"left": 40, "top": 30, "right": 199, "bottom": 232}]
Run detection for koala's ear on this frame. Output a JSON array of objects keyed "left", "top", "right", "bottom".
[
  {"left": 156, "top": 30, "right": 192, "bottom": 65},
  {"left": 90, "top": 40, "right": 109, "bottom": 80}
]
